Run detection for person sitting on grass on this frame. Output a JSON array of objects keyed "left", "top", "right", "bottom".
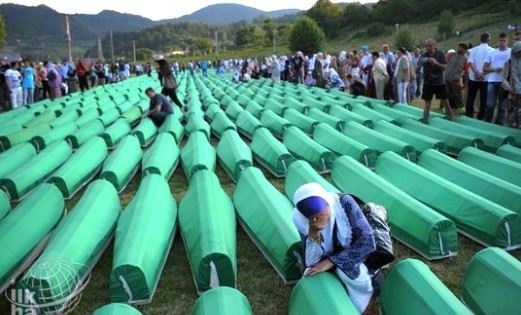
[
  {"left": 292, "top": 182, "right": 376, "bottom": 314},
  {"left": 144, "top": 87, "right": 174, "bottom": 127}
]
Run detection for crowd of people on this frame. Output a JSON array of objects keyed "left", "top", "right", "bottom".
[{"left": 0, "top": 58, "right": 153, "bottom": 111}]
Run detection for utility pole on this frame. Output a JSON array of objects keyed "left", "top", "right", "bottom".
[
  {"left": 132, "top": 40, "right": 137, "bottom": 64},
  {"left": 110, "top": 30, "right": 115, "bottom": 64},
  {"left": 97, "top": 37, "right": 104, "bottom": 60},
  {"left": 214, "top": 31, "right": 219, "bottom": 56},
  {"left": 65, "top": 15, "right": 72, "bottom": 63}
]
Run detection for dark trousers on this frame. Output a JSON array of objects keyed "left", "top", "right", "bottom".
[
  {"left": 149, "top": 111, "right": 170, "bottom": 127},
  {"left": 41, "top": 80, "right": 51, "bottom": 99},
  {"left": 78, "top": 75, "right": 89, "bottom": 92},
  {"left": 161, "top": 87, "right": 183, "bottom": 109},
  {"left": 465, "top": 80, "right": 487, "bottom": 120}
]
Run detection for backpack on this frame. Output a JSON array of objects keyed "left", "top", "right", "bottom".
[{"left": 47, "top": 69, "right": 56, "bottom": 81}]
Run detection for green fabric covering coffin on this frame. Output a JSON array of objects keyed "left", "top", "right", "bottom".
[
  {"left": 121, "top": 106, "right": 143, "bottom": 126},
  {"left": 192, "top": 287, "right": 253, "bottom": 315},
  {"left": 178, "top": 170, "right": 236, "bottom": 294},
  {"left": 283, "top": 126, "right": 336, "bottom": 173},
  {"left": 204, "top": 103, "right": 223, "bottom": 122},
  {"left": 0, "top": 184, "right": 64, "bottom": 292},
  {"left": 0, "top": 142, "right": 37, "bottom": 179},
  {"left": 418, "top": 149, "right": 521, "bottom": 226},
  {"left": 301, "top": 95, "right": 330, "bottom": 113},
  {"left": 456, "top": 115, "right": 521, "bottom": 144},
  {"left": 47, "top": 137, "right": 108, "bottom": 199},
  {"left": 0, "top": 190, "right": 9, "bottom": 221},
  {"left": 157, "top": 114, "right": 185, "bottom": 144},
  {"left": 244, "top": 100, "right": 264, "bottom": 118},
  {"left": 367, "top": 102, "right": 420, "bottom": 124},
  {"left": 458, "top": 146, "right": 521, "bottom": 187},
  {"left": 224, "top": 100, "right": 244, "bottom": 121},
  {"left": 233, "top": 167, "right": 303, "bottom": 283},
  {"left": 429, "top": 117, "right": 515, "bottom": 152},
  {"left": 235, "top": 110, "right": 264, "bottom": 139},
  {"left": 49, "top": 108, "right": 80, "bottom": 128},
  {"left": 141, "top": 132, "right": 179, "bottom": 180},
  {"left": 380, "top": 259, "right": 472, "bottom": 315},
  {"left": 313, "top": 123, "right": 376, "bottom": 168},
  {"left": 24, "top": 109, "right": 57, "bottom": 128},
  {"left": 496, "top": 144, "right": 521, "bottom": 163},
  {"left": 0, "top": 140, "right": 72, "bottom": 201},
  {"left": 30, "top": 122, "right": 78, "bottom": 151},
  {"left": 283, "top": 108, "right": 318, "bottom": 135},
  {"left": 284, "top": 160, "right": 340, "bottom": 201},
  {"left": 332, "top": 155, "right": 458, "bottom": 259},
  {"left": 97, "top": 107, "right": 121, "bottom": 127},
  {"left": 0, "top": 123, "right": 52, "bottom": 152},
  {"left": 343, "top": 121, "right": 417, "bottom": 161},
  {"left": 100, "top": 135, "right": 143, "bottom": 192},
  {"left": 18, "top": 180, "right": 120, "bottom": 313},
  {"left": 391, "top": 102, "right": 445, "bottom": 121},
  {"left": 260, "top": 109, "right": 292, "bottom": 138},
  {"left": 181, "top": 131, "right": 216, "bottom": 180},
  {"left": 307, "top": 107, "right": 345, "bottom": 132},
  {"left": 289, "top": 272, "right": 359, "bottom": 315},
  {"left": 210, "top": 111, "right": 237, "bottom": 138},
  {"left": 400, "top": 119, "right": 483, "bottom": 154},
  {"left": 100, "top": 118, "right": 132, "bottom": 149},
  {"left": 461, "top": 247, "right": 521, "bottom": 315},
  {"left": 264, "top": 98, "right": 286, "bottom": 116},
  {"left": 185, "top": 115, "right": 211, "bottom": 141},
  {"left": 66, "top": 119, "right": 105, "bottom": 149},
  {"left": 250, "top": 127, "right": 295, "bottom": 177},
  {"left": 131, "top": 118, "right": 157, "bottom": 147},
  {"left": 373, "top": 120, "right": 447, "bottom": 155},
  {"left": 376, "top": 151, "right": 519, "bottom": 249},
  {"left": 350, "top": 102, "right": 397, "bottom": 124},
  {"left": 284, "top": 97, "right": 309, "bottom": 114},
  {"left": 75, "top": 107, "right": 100, "bottom": 128},
  {"left": 0, "top": 123, "right": 23, "bottom": 138},
  {"left": 216, "top": 130, "right": 252, "bottom": 182},
  {"left": 328, "top": 105, "right": 374, "bottom": 128},
  {"left": 93, "top": 303, "right": 143, "bottom": 315},
  {"left": 111, "top": 174, "right": 176, "bottom": 304}
]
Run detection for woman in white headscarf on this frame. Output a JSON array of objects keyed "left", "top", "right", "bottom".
[
  {"left": 292, "top": 182, "right": 376, "bottom": 313},
  {"left": 338, "top": 51, "right": 350, "bottom": 84},
  {"left": 270, "top": 55, "right": 280, "bottom": 82}
]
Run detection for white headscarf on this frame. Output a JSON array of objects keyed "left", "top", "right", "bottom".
[{"left": 339, "top": 51, "right": 347, "bottom": 61}]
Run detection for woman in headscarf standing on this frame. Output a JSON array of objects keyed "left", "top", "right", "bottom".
[
  {"left": 156, "top": 58, "right": 184, "bottom": 112},
  {"left": 270, "top": 55, "right": 280, "bottom": 82},
  {"left": 338, "top": 51, "right": 350, "bottom": 85},
  {"left": 292, "top": 182, "right": 376, "bottom": 313}
]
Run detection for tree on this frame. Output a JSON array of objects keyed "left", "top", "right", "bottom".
[
  {"left": 0, "top": 12, "right": 5, "bottom": 49},
  {"left": 234, "top": 26, "right": 250, "bottom": 48},
  {"left": 394, "top": 24, "right": 416, "bottom": 51},
  {"left": 438, "top": 10, "right": 455, "bottom": 40},
  {"left": 289, "top": 16, "right": 325, "bottom": 56},
  {"left": 277, "top": 24, "right": 292, "bottom": 44},
  {"left": 262, "top": 18, "right": 276, "bottom": 47},
  {"left": 343, "top": 3, "right": 371, "bottom": 28},
  {"left": 305, "top": 0, "right": 343, "bottom": 38},
  {"left": 195, "top": 37, "right": 213, "bottom": 55},
  {"left": 135, "top": 48, "right": 153, "bottom": 61}
]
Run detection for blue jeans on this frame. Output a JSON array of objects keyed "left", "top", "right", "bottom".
[{"left": 485, "top": 82, "right": 508, "bottom": 125}]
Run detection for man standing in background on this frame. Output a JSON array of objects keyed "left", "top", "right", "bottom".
[{"left": 466, "top": 32, "right": 493, "bottom": 119}]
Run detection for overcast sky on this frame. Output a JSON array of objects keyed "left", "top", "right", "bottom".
[{"left": 0, "top": 0, "right": 374, "bottom": 21}]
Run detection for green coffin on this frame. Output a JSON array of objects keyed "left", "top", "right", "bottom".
[
  {"left": 401, "top": 119, "right": 483, "bottom": 154},
  {"left": 496, "top": 144, "right": 521, "bottom": 163},
  {"left": 301, "top": 95, "right": 330, "bottom": 112},
  {"left": 49, "top": 108, "right": 80, "bottom": 128},
  {"left": 456, "top": 115, "right": 521, "bottom": 144},
  {"left": 283, "top": 126, "right": 336, "bottom": 173},
  {"left": 283, "top": 108, "right": 318, "bottom": 135},
  {"left": 313, "top": 123, "right": 376, "bottom": 168},
  {"left": 0, "top": 190, "right": 9, "bottom": 221},
  {"left": 458, "top": 146, "right": 521, "bottom": 187},
  {"left": 0, "top": 184, "right": 64, "bottom": 290},
  {"left": 185, "top": 115, "right": 211, "bottom": 141},
  {"left": 100, "top": 135, "right": 143, "bottom": 192},
  {"left": 131, "top": 118, "right": 157, "bottom": 147},
  {"left": 233, "top": 167, "right": 302, "bottom": 283},
  {"left": 368, "top": 102, "right": 420, "bottom": 124},
  {"left": 93, "top": 303, "right": 143, "bottom": 315},
  {"left": 141, "top": 132, "right": 179, "bottom": 180},
  {"left": 205, "top": 103, "right": 224, "bottom": 122},
  {"left": 264, "top": 98, "right": 286, "bottom": 116},
  {"left": 245, "top": 100, "right": 264, "bottom": 118},
  {"left": 47, "top": 137, "right": 108, "bottom": 199},
  {"left": 210, "top": 111, "right": 237, "bottom": 138},
  {"left": 260, "top": 109, "right": 292, "bottom": 138},
  {"left": 24, "top": 109, "right": 57, "bottom": 129},
  {"left": 0, "top": 123, "right": 52, "bottom": 152},
  {"left": 18, "top": 180, "right": 120, "bottom": 313},
  {"left": 307, "top": 107, "right": 345, "bottom": 132},
  {"left": 284, "top": 97, "right": 310, "bottom": 114},
  {"left": 0, "top": 140, "right": 72, "bottom": 200},
  {"left": 192, "top": 287, "right": 252, "bottom": 315},
  {"left": 224, "top": 100, "right": 244, "bottom": 120},
  {"left": 284, "top": 160, "right": 340, "bottom": 201},
  {"left": 31, "top": 122, "right": 78, "bottom": 151},
  {"left": 100, "top": 118, "right": 132, "bottom": 149},
  {"left": 235, "top": 110, "right": 264, "bottom": 139},
  {"left": 373, "top": 120, "right": 447, "bottom": 155},
  {"left": 0, "top": 142, "right": 37, "bottom": 179},
  {"left": 462, "top": 247, "right": 521, "bottom": 315},
  {"left": 178, "top": 170, "right": 236, "bottom": 294},
  {"left": 120, "top": 106, "right": 142, "bottom": 126},
  {"left": 429, "top": 117, "right": 514, "bottom": 152},
  {"left": 376, "top": 151, "right": 520, "bottom": 249},
  {"left": 251, "top": 127, "right": 295, "bottom": 177},
  {"left": 343, "top": 121, "right": 417, "bottom": 161},
  {"left": 157, "top": 114, "right": 185, "bottom": 144},
  {"left": 332, "top": 155, "right": 458, "bottom": 259},
  {"left": 66, "top": 119, "right": 105, "bottom": 149},
  {"left": 111, "top": 174, "right": 176, "bottom": 303},
  {"left": 216, "top": 130, "right": 252, "bottom": 182},
  {"left": 380, "top": 259, "right": 472, "bottom": 315},
  {"left": 392, "top": 103, "right": 445, "bottom": 121},
  {"left": 350, "top": 102, "right": 396, "bottom": 124},
  {"left": 289, "top": 272, "right": 359, "bottom": 315},
  {"left": 75, "top": 107, "right": 100, "bottom": 128},
  {"left": 98, "top": 107, "right": 121, "bottom": 127},
  {"left": 181, "top": 131, "right": 216, "bottom": 180},
  {"left": 0, "top": 123, "right": 23, "bottom": 137},
  {"left": 329, "top": 105, "right": 374, "bottom": 128}
]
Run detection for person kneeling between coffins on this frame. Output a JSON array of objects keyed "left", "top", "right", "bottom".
[
  {"left": 144, "top": 87, "right": 173, "bottom": 127},
  {"left": 293, "top": 182, "right": 376, "bottom": 313}
]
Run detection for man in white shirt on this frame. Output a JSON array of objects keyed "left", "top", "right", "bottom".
[
  {"left": 483, "top": 33, "right": 511, "bottom": 124},
  {"left": 371, "top": 51, "right": 389, "bottom": 100},
  {"left": 466, "top": 32, "right": 494, "bottom": 120},
  {"left": 5, "top": 61, "right": 23, "bottom": 109}
]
